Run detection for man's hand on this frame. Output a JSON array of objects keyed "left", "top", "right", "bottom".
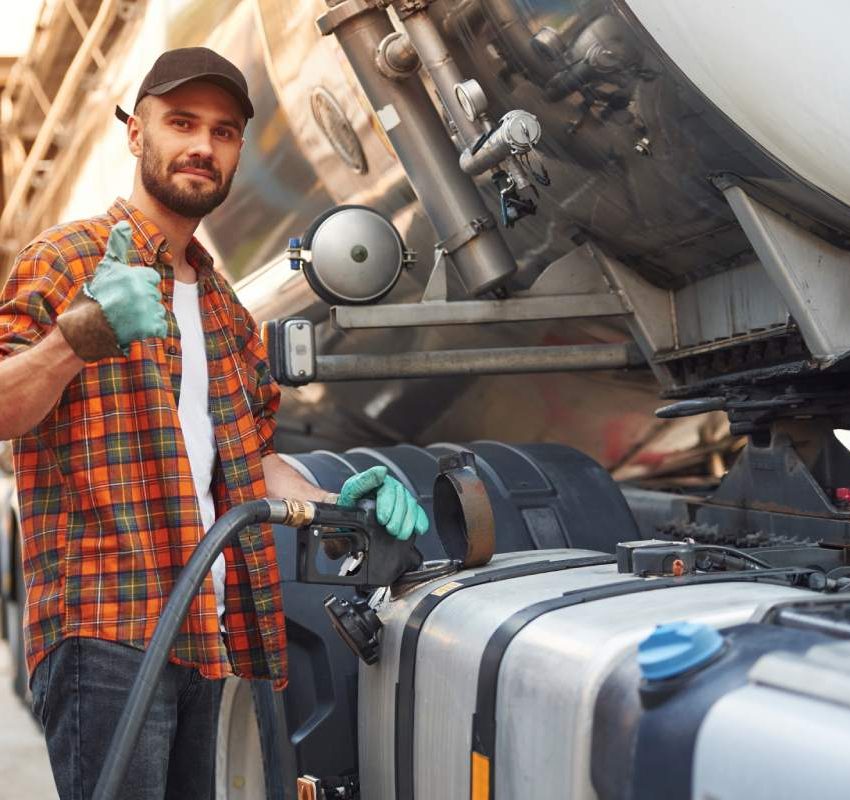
[
  {"left": 57, "top": 222, "right": 167, "bottom": 361},
  {"left": 338, "top": 465, "right": 429, "bottom": 541}
]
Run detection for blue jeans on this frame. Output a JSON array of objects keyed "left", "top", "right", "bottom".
[{"left": 31, "top": 637, "right": 223, "bottom": 800}]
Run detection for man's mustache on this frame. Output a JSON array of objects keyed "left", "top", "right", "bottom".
[{"left": 169, "top": 157, "right": 222, "bottom": 184}]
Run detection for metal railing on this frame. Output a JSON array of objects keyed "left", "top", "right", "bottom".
[{"left": 0, "top": 0, "right": 143, "bottom": 281}]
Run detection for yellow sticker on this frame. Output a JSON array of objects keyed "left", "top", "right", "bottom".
[
  {"left": 431, "top": 580, "right": 463, "bottom": 597},
  {"left": 470, "top": 751, "right": 490, "bottom": 800}
]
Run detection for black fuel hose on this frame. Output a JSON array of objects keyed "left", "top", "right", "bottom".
[{"left": 92, "top": 499, "right": 279, "bottom": 800}]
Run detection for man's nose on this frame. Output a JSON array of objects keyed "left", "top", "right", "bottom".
[{"left": 185, "top": 129, "right": 214, "bottom": 159}]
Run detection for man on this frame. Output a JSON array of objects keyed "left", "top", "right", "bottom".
[{"left": 0, "top": 48, "right": 427, "bottom": 799}]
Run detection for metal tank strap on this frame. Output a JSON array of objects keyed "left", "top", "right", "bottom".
[
  {"left": 469, "top": 567, "right": 814, "bottom": 800},
  {"left": 394, "top": 553, "right": 617, "bottom": 800}
]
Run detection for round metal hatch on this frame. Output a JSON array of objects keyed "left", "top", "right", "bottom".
[{"left": 302, "top": 205, "right": 406, "bottom": 305}]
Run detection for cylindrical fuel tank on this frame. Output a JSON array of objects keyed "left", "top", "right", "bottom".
[{"left": 358, "top": 553, "right": 815, "bottom": 800}]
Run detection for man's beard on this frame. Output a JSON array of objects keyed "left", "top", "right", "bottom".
[{"left": 141, "top": 141, "right": 234, "bottom": 219}]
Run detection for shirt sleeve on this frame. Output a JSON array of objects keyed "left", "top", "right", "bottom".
[
  {"left": 0, "top": 241, "right": 75, "bottom": 359},
  {"left": 226, "top": 286, "right": 281, "bottom": 457},
  {"left": 246, "top": 326, "right": 281, "bottom": 457}
]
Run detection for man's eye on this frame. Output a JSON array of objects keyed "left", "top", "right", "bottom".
[
  {"left": 172, "top": 119, "right": 190, "bottom": 129},
  {"left": 214, "top": 128, "right": 233, "bottom": 139}
]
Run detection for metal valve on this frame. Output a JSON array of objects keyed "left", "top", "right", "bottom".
[{"left": 459, "top": 110, "right": 542, "bottom": 176}]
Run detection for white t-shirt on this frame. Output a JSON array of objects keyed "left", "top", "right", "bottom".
[{"left": 172, "top": 279, "right": 226, "bottom": 622}]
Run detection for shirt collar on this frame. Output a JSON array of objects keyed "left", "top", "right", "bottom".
[{"left": 107, "top": 198, "right": 214, "bottom": 275}]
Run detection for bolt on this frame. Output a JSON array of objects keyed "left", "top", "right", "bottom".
[
  {"left": 351, "top": 244, "right": 368, "bottom": 263},
  {"left": 635, "top": 136, "right": 652, "bottom": 156}
]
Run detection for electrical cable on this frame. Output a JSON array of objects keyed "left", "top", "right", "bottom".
[{"left": 693, "top": 544, "right": 773, "bottom": 569}]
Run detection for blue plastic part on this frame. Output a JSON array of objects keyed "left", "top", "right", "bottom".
[
  {"left": 638, "top": 621, "right": 724, "bottom": 681},
  {"left": 288, "top": 237, "right": 301, "bottom": 270}
]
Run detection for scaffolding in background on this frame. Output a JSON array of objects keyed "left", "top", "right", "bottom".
[{"left": 0, "top": 0, "right": 144, "bottom": 282}]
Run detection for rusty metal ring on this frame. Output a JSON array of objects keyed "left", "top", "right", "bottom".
[{"left": 433, "top": 452, "right": 495, "bottom": 568}]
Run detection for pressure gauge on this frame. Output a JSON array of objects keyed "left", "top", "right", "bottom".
[{"left": 454, "top": 79, "right": 488, "bottom": 122}]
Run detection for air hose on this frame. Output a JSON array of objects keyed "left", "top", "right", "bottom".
[{"left": 92, "top": 497, "right": 315, "bottom": 800}]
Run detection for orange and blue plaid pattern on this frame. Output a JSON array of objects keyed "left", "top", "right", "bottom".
[{"left": 0, "top": 199, "right": 287, "bottom": 687}]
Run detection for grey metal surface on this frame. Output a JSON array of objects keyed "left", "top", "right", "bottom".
[
  {"left": 359, "top": 550, "right": 812, "bottom": 800},
  {"left": 331, "top": 293, "right": 625, "bottom": 328},
  {"left": 309, "top": 207, "right": 403, "bottom": 303},
  {"left": 494, "top": 581, "right": 810, "bottom": 800},
  {"left": 315, "top": 343, "right": 642, "bottom": 380},
  {"left": 674, "top": 260, "right": 789, "bottom": 348},
  {"left": 747, "top": 649, "right": 850, "bottom": 710},
  {"left": 359, "top": 549, "right": 595, "bottom": 800},
  {"left": 724, "top": 185, "right": 850, "bottom": 361},
  {"left": 318, "top": 0, "right": 518, "bottom": 296},
  {"left": 693, "top": 679, "right": 850, "bottom": 799}
]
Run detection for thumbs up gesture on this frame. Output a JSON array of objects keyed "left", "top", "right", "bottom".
[{"left": 57, "top": 222, "right": 168, "bottom": 362}]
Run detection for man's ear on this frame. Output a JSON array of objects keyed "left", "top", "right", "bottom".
[{"left": 127, "top": 115, "right": 143, "bottom": 158}]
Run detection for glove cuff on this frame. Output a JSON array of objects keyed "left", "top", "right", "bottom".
[{"left": 56, "top": 288, "right": 125, "bottom": 362}]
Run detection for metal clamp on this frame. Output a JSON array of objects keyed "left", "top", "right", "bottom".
[
  {"left": 316, "top": 0, "right": 375, "bottom": 36},
  {"left": 284, "top": 237, "right": 312, "bottom": 270},
  {"left": 375, "top": 31, "right": 420, "bottom": 79},
  {"left": 435, "top": 213, "right": 496, "bottom": 255}
]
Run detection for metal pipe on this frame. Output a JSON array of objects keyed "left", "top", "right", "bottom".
[
  {"left": 315, "top": 343, "right": 644, "bottom": 381},
  {"left": 318, "top": 0, "right": 517, "bottom": 296},
  {"left": 399, "top": 9, "right": 482, "bottom": 147}
]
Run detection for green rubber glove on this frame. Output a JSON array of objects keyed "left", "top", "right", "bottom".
[
  {"left": 84, "top": 221, "right": 167, "bottom": 347},
  {"left": 338, "top": 465, "right": 429, "bottom": 541}
]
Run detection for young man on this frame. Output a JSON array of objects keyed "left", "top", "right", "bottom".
[{"left": 0, "top": 48, "right": 427, "bottom": 799}]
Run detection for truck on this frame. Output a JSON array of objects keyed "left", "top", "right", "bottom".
[{"left": 4, "top": 1, "right": 850, "bottom": 798}]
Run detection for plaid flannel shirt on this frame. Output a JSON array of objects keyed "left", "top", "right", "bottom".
[{"left": 0, "top": 198, "right": 288, "bottom": 688}]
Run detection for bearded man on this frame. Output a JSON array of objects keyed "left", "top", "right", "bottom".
[{"left": 0, "top": 48, "right": 427, "bottom": 800}]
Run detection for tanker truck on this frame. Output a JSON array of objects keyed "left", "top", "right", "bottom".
[{"left": 4, "top": 1, "right": 850, "bottom": 799}]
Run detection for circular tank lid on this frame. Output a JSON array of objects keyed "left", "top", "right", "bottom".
[
  {"left": 306, "top": 206, "right": 405, "bottom": 305},
  {"left": 638, "top": 621, "right": 724, "bottom": 681}
]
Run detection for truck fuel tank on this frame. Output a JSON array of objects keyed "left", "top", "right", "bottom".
[{"left": 359, "top": 551, "right": 815, "bottom": 800}]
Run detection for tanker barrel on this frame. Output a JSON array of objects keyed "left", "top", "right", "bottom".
[{"left": 317, "top": 1, "right": 517, "bottom": 296}]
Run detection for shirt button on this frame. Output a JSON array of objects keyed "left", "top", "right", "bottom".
[{"left": 168, "top": 345, "right": 177, "bottom": 355}]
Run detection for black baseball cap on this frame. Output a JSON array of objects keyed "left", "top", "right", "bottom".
[{"left": 115, "top": 47, "right": 254, "bottom": 124}]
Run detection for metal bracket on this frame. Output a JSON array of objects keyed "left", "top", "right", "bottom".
[
  {"left": 586, "top": 242, "right": 676, "bottom": 387},
  {"left": 421, "top": 248, "right": 449, "bottom": 302},
  {"left": 723, "top": 184, "right": 850, "bottom": 362},
  {"left": 435, "top": 213, "right": 496, "bottom": 255}
]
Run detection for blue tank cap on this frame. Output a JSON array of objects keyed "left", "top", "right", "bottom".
[{"left": 638, "top": 621, "right": 724, "bottom": 681}]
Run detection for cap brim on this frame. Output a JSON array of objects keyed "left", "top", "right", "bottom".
[
  {"left": 146, "top": 73, "right": 254, "bottom": 121},
  {"left": 115, "top": 105, "right": 130, "bottom": 123}
]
